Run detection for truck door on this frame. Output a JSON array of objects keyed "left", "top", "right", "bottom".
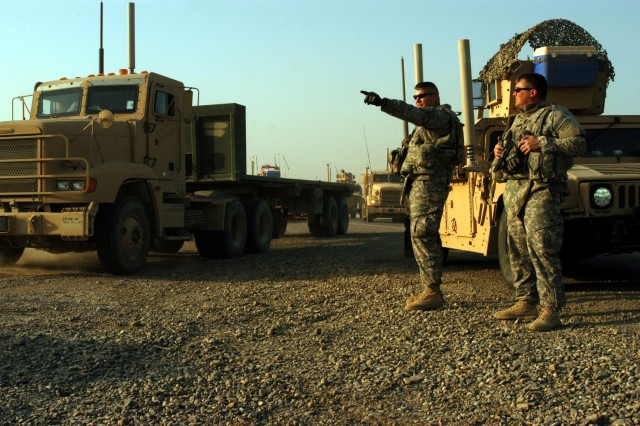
[{"left": 146, "top": 87, "right": 183, "bottom": 193}]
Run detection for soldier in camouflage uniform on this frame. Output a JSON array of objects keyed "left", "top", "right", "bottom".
[
  {"left": 362, "top": 82, "right": 461, "bottom": 311},
  {"left": 493, "top": 73, "right": 585, "bottom": 331}
]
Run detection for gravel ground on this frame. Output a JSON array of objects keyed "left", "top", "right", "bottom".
[{"left": 1, "top": 220, "right": 639, "bottom": 425}]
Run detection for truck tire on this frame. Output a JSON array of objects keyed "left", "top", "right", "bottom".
[
  {"left": 195, "top": 199, "right": 247, "bottom": 258},
  {"left": 272, "top": 208, "right": 288, "bottom": 238},
  {"left": 96, "top": 196, "right": 151, "bottom": 275},
  {"left": 321, "top": 195, "right": 339, "bottom": 237},
  {"left": 308, "top": 214, "right": 323, "bottom": 237},
  {"left": 337, "top": 196, "right": 349, "bottom": 235},
  {"left": 497, "top": 212, "right": 515, "bottom": 290},
  {"left": 244, "top": 199, "right": 273, "bottom": 254},
  {"left": 0, "top": 238, "right": 25, "bottom": 266}
]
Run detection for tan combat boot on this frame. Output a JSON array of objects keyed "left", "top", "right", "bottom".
[
  {"left": 493, "top": 300, "right": 538, "bottom": 321},
  {"left": 404, "top": 287, "right": 444, "bottom": 311},
  {"left": 527, "top": 307, "right": 560, "bottom": 331}
]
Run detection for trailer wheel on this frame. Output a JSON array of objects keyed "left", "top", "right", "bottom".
[
  {"left": 244, "top": 199, "right": 273, "bottom": 254},
  {"left": 321, "top": 195, "right": 339, "bottom": 237},
  {"left": 497, "top": 212, "right": 515, "bottom": 290},
  {"left": 308, "top": 214, "right": 323, "bottom": 237},
  {"left": 337, "top": 196, "right": 349, "bottom": 235},
  {"left": 0, "top": 238, "right": 25, "bottom": 266},
  {"left": 195, "top": 199, "right": 247, "bottom": 258},
  {"left": 96, "top": 196, "right": 151, "bottom": 275},
  {"left": 272, "top": 208, "right": 288, "bottom": 238}
]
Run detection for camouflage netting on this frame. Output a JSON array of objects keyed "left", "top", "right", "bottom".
[{"left": 478, "top": 19, "right": 615, "bottom": 87}]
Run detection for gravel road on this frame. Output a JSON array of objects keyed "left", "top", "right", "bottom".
[{"left": 1, "top": 219, "right": 639, "bottom": 425}]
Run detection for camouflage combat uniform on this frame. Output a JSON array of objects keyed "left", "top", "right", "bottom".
[
  {"left": 502, "top": 101, "right": 585, "bottom": 309},
  {"left": 381, "top": 100, "right": 460, "bottom": 290}
]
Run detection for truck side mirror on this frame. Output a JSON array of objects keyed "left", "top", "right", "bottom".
[{"left": 97, "top": 109, "right": 114, "bottom": 129}]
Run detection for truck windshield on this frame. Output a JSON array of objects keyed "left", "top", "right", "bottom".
[
  {"left": 583, "top": 128, "right": 640, "bottom": 158},
  {"left": 87, "top": 85, "right": 138, "bottom": 114},
  {"left": 37, "top": 88, "right": 82, "bottom": 117},
  {"left": 373, "top": 174, "right": 404, "bottom": 183}
]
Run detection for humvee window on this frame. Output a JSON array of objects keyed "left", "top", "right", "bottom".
[
  {"left": 87, "top": 85, "right": 138, "bottom": 114},
  {"left": 37, "top": 88, "right": 82, "bottom": 117}
]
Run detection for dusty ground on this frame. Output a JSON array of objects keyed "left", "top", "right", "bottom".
[{"left": 1, "top": 220, "right": 639, "bottom": 425}]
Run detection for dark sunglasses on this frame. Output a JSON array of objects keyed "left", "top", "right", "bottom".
[
  {"left": 413, "top": 92, "right": 438, "bottom": 100},
  {"left": 514, "top": 87, "right": 534, "bottom": 93}
]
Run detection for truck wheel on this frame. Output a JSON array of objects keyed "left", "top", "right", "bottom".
[
  {"left": 96, "top": 196, "right": 150, "bottom": 275},
  {"left": 244, "top": 199, "right": 273, "bottom": 254},
  {"left": 308, "top": 214, "right": 323, "bottom": 237},
  {"left": 497, "top": 212, "right": 515, "bottom": 290},
  {"left": 195, "top": 199, "right": 247, "bottom": 258},
  {"left": 366, "top": 213, "right": 374, "bottom": 222},
  {"left": 0, "top": 238, "right": 25, "bottom": 266},
  {"left": 337, "top": 196, "right": 349, "bottom": 235},
  {"left": 272, "top": 208, "right": 288, "bottom": 238},
  {"left": 321, "top": 195, "right": 339, "bottom": 237}
]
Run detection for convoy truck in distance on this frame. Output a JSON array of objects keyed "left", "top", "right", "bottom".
[
  {"left": 335, "top": 170, "right": 362, "bottom": 219},
  {"left": 0, "top": 71, "right": 352, "bottom": 274},
  {"left": 360, "top": 168, "right": 405, "bottom": 222},
  {"left": 437, "top": 19, "right": 640, "bottom": 286}
]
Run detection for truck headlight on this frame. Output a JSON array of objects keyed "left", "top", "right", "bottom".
[
  {"left": 56, "top": 180, "right": 85, "bottom": 191},
  {"left": 591, "top": 185, "right": 613, "bottom": 209}
]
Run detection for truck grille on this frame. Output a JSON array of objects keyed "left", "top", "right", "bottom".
[
  {"left": 0, "top": 138, "right": 38, "bottom": 193},
  {"left": 0, "top": 134, "right": 89, "bottom": 196},
  {"left": 616, "top": 183, "right": 640, "bottom": 209},
  {"left": 379, "top": 189, "right": 402, "bottom": 207}
]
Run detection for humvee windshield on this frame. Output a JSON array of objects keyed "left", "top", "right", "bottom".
[
  {"left": 583, "top": 128, "right": 640, "bottom": 158},
  {"left": 488, "top": 128, "right": 640, "bottom": 159}
]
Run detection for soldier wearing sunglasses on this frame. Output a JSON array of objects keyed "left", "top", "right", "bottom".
[
  {"left": 361, "top": 82, "right": 461, "bottom": 311},
  {"left": 493, "top": 73, "right": 585, "bottom": 331}
]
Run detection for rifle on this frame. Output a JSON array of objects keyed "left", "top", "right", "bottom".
[
  {"left": 400, "top": 176, "right": 413, "bottom": 206},
  {"left": 493, "top": 130, "right": 531, "bottom": 173}
]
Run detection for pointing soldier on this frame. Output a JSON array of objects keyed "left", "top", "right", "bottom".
[{"left": 361, "top": 83, "right": 461, "bottom": 311}]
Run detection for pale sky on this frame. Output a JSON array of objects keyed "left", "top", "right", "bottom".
[{"left": 2, "top": 0, "right": 637, "bottom": 180}]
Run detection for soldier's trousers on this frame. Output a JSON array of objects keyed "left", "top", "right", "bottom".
[
  {"left": 507, "top": 187, "right": 565, "bottom": 309},
  {"left": 409, "top": 180, "right": 448, "bottom": 289}
]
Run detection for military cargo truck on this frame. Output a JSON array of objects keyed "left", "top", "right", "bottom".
[
  {"left": 335, "top": 170, "right": 363, "bottom": 219},
  {"left": 360, "top": 168, "right": 405, "bottom": 222},
  {"left": 437, "top": 19, "right": 640, "bottom": 286},
  {"left": 0, "top": 71, "right": 353, "bottom": 274}
]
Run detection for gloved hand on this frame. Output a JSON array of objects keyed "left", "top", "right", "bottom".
[
  {"left": 505, "top": 148, "right": 522, "bottom": 173},
  {"left": 361, "top": 90, "right": 384, "bottom": 107}
]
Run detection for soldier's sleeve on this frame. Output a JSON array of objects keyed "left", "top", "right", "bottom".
[
  {"left": 381, "top": 99, "right": 451, "bottom": 133},
  {"left": 538, "top": 107, "right": 586, "bottom": 158}
]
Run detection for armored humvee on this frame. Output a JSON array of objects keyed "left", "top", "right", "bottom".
[{"left": 438, "top": 19, "right": 640, "bottom": 286}]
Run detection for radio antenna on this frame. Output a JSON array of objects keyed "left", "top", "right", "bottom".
[
  {"left": 99, "top": 1, "right": 104, "bottom": 74},
  {"left": 362, "top": 127, "right": 372, "bottom": 171}
]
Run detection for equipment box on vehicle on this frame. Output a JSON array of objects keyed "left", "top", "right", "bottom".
[{"left": 533, "top": 46, "right": 599, "bottom": 87}]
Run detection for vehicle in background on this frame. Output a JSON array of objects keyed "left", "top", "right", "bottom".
[
  {"left": 360, "top": 168, "right": 405, "bottom": 222},
  {"left": 335, "top": 170, "right": 363, "bottom": 219}
]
